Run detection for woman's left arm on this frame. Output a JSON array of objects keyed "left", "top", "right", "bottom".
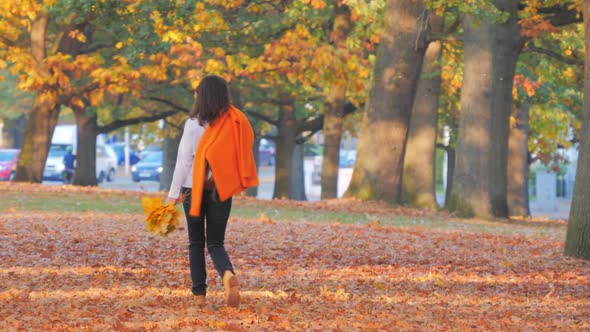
[{"left": 168, "top": 120, "right": 196, "bottom": 200}]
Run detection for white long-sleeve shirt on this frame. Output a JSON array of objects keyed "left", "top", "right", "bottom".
[{"left": 168, "top": 118, "right": 205, "bottom": 199}]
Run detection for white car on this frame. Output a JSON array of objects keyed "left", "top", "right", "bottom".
[
  {"left": 43, "top": 144, "right": 117, "bottom": 183},
  {"left": 96, "top": 144, "right": 118, "bottom": 183},
  {"left": 43, "top": 125, "right": 117, "bottom": 183}
]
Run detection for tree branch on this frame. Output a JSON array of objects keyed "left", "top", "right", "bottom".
[
  {"left": 57, "top": 82, "right": 100, "bottom": 105},
  {"left": 246, "top": 110, "right": 279, "bottom": 126},
  {"left": 545, "top": 7, "right": 582, "bottom": 27},
  {"left": 522, "top": 46, "right": 583, "bottom": 66},
  {"left": 148, "top": 97, "right": 191, "bottom": 113},
  {"left": 297, "top": 115, "right": 323, "bottom": 133},
  {"left": 297, "top": 102, "right": 359, "bottom": 134},
  {"left": 343, "top": 102, "right": 359, "bottom": 116},
  {"left": 295, "top": 129, "right": 319, "bottom": 144},
  {"left": 97, "top": 109, "right": 179, "bottom": 134}
]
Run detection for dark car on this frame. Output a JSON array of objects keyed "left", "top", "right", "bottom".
[
  {"left": 0, "top": 149, "right": 20, "bottom": 181},
  {"left": 258, "top": 139, "right": 275, "bottom": 166},
  {"left": 131, "top": 151, "right": 163, "bottom": 182},
  {"left": 110, "top": 143, "right": 140, "bottom": 166}
]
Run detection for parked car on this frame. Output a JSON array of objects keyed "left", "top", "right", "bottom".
[
  {"left": 139, "top": 145, "right": 162, "bottom": 160},
  {"left": 258, "top": 138, "right": 275, "bottom": 166},
  {"left": 0, "top": 149, "right": 20, "bottom": 181},
  {"left": 97, "top": 144, "right": 119, "bottom": 183},
  {"left": 131, "top": 151, "right": 163, "bottom": 182},
  {"left": 110, "top": 142, "right": 140, "bottom": 166},
  {"left": 43, "top": 125, "right": 117, "bottom": 183},
  {"left": 311, "top": 149, "right": 357, "bottom": 184},
  {"left": 339, "top": 150, "right": 357, "bottom": 168}
]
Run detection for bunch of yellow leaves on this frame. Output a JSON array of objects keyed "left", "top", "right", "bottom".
[{"left": 141, "top": 195, "right": 185, "bottom": 237}]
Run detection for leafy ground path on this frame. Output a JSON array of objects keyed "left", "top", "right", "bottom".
[{"left": 0, "top": 184, "right": 589, "bottom": 331}]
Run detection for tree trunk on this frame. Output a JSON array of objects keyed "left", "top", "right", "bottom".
[
  {"left": 402, "top": 15, "right": 444, "bottom": 209},
  {"left": 321, "top": 90, "right": 345, "bottom": 200},
  {"left": 564, "top": 0, "right": 590, "bottom": 260},
  {"left": 507, "top": 101, "right": 530, "bottom": 217},
  {"left": 73, "top": 107, "right": 98, "bottom": 186},
  {"left": 14, "top": 13, "right": 58, "bottom": 183},
  {"left": 345, "top": 0, "right": 427, "bottom": 203},
  {"left": 444, "top": 147, "right": 455, "bottom": 206},
  {"left": 160, "top": 125, "right": 182, "bottom": 191},
  {"left": 320, "top": 4, "right": 352, "bottom": 200},
  {"left": 13, "top": 100, "right": 59, "bottom": 182},
  {"left": 2, "top": 115, "right": 27, "bottom": 149},
  {"left": 273, "top": 99, "right": 296, "bottom": 199},
  {"left": 446, "top": 0, "right": 522, "bottom": 218},
  {"left": 246, "top": 136, "right": 260, "bottom": 197},
  {"left": 289, "top": 141, "right": 307, "bottom": 200}
]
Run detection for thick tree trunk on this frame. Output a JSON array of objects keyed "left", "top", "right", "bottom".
[
  {"left": 507, "top": 101, "right": 530, "bottom": 217},
  {"left": 289, "top": 141, "right": 307, "bottom": 200},
  {"left": 320, "top": 4, "right": 352, "bottom": 200},
  {"left": 2, "top": 115, "right": 27, "bottom": 149},
  {"left": 160, "top": 126, "right": 182, "bottom": 191},
  {"left": 564, "top": 0, "right": 590, "bottom": 260},
  {"left": 321, "top": 90, "right": 345, "bottom": 200},
  {"left": 446, "top": 0, "right": 522, "bottom": 218},
  {"left": 444, "top": 147, "right": 455, "bottom": 206},
  {"left": 14, "top": 13, "right": 58, "bottom": 183},
  {"left": 73, "top": 107, "right": 98, "bottom": 186},
  {"left": 246, "top": 137, "right": 260, "bottom": 197},
  {"left": 402, "top": 16, "right": 443, "bottom": 209},
  {"left": 273, "top": 100, "right": 296, "bottom": 199},
  {"left": 345, "top": 0, "right": 427, "bottom": 203},
  {"left": 13, "top": 100, "right": 59, "bottom": 182}
]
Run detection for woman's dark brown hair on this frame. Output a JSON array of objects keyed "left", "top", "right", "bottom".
[{"left": 190, "top": 75, "right": 230, "bottom": 126}]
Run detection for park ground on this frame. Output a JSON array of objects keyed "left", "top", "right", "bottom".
[{"left": 0, "top": 183, "right": 589, "bottom": 331}]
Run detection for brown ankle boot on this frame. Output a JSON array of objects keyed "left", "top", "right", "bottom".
[
  {"left": 222, "top": 270, "right": 240, "bottom": 308},
  {"left": 195, "top": 295, "right": 206, "bottom": 308}
]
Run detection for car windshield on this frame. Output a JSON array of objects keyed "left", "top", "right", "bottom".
[
  {"left": 111, "top": 145, "right": 124, "bottom": 154},
  {"left": 142, "top": 151, "right": 162, "bottom": 163},
  {"left": 0, "top": 151, "right": 16, "bottom": 162},
  {"left": 105, "top": 145, "right": 117, "bottom": 158},
  {"left": 48, "top": 145, "right": 70, "bottom": 157}
]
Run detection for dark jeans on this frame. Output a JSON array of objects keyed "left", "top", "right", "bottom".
[{"left": 181, "top": 187, "right": 234, "bottom": 296}]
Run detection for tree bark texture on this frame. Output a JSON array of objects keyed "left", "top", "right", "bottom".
[
  {"left": 73, "top": 106, "right": 98, "bottom": 186},
  {"left": 13, "top": 100, "right": 59, "bottom": 182},
  {"left": 246, "top": 136, "right": 260, "bottom": 197},
  {"left": 160, "top": 125, "right": 182, "bottom": 191},
  {"left": 321, "top": 89, "right": 345, "bottom": 200},
  {"left": 289, "top": 141, "right": 307, "bottom": 200},
  {"left": 444, "top": 147, "right": 455, "bottom": 206},
  {"left": 14, "top": 13, "right": 56, "bottom": 183},
  {"left": 446, "top": 0, "right": 522, "bottom": 218},
  {"left": 564, "top": 0, "right": 590, "bottom": 260},
  {"left": 2, "top": 115, "right": 26, "bottom": 149},
  {"left": 345, "top": 0, "right": 427, "bottom": 203},
  {"left": 320, "top": 4, "right": 352, "bottom": 199},
  {"left": 273, "top": 100, "right": 297, "bottom": 199},
  {"left": 402, "top": 15, "right": 444, "bottom": 209},
  {"left": 507, "top": 101, "right": 530, "bottom": 217}
]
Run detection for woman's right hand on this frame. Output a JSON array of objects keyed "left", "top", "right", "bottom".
[{"left": 165, "top": 197, "right": 179, "bottom": 205}]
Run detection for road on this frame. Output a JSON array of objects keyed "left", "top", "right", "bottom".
[
  {"left": 44, "top": 158, "right": 353, "bottom": 201},
  {"left": 43, "top": 159, "right": 569, "bottom": 220}
]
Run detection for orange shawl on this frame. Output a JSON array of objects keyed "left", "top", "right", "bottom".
[{"left": 190, "top": 105, "right": 258, "bottom": 216}]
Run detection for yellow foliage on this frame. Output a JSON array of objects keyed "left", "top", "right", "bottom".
[
  {"left": 68, "top": 30, "right": 86, "bottom": 43},
  {"left": 141, "top": 195, "right": 186, "bottom": 237}
]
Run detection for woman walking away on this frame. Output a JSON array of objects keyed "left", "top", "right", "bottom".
[{"left": 167, "top": 75, "right": 258, "bottom": 308}]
